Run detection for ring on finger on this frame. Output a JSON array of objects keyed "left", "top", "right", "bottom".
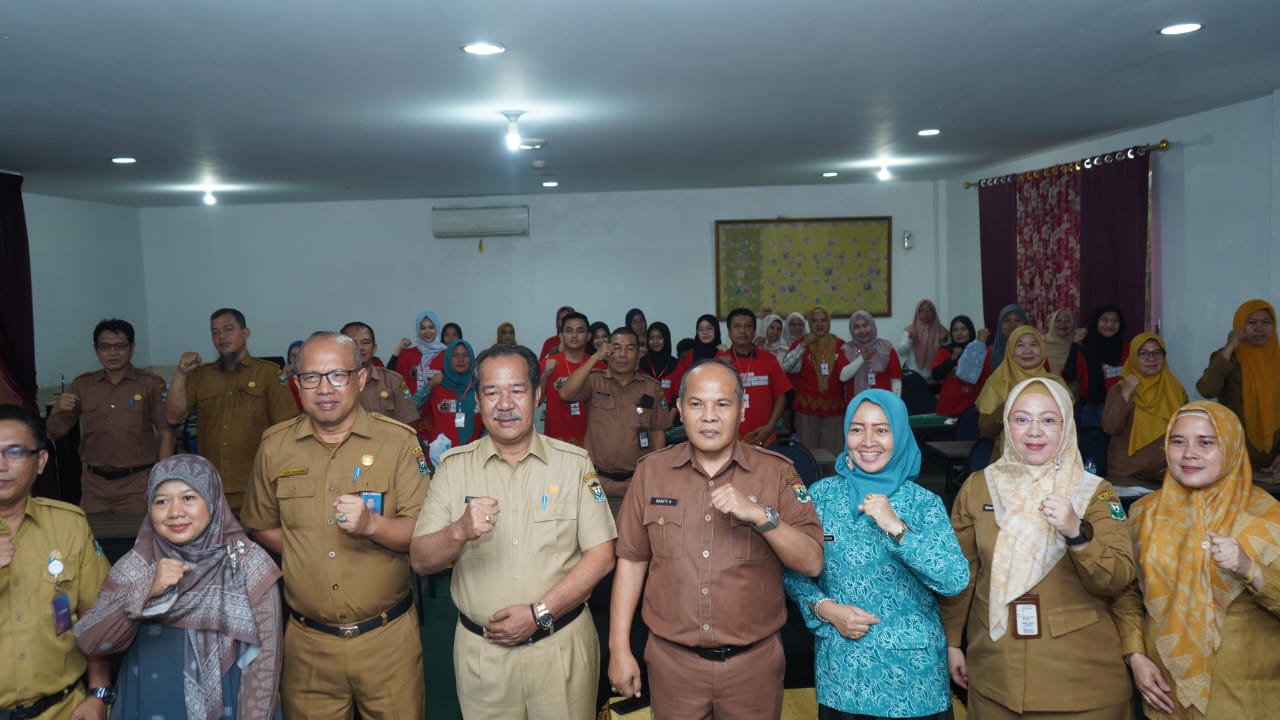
[
  {"left": 338, "top": 514, "right": 347, "bottom": 523},
  {"left": 485, "top": 514, "right": 493, "bottom": 522}
]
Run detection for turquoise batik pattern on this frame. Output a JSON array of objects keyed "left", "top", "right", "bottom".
[{"left": 784, "top": 479, "right": 968, "bottom": 717}]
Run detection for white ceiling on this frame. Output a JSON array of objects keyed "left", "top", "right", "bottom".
[{"left": 2, "top": 1, "right": 1278, "bottom": 207}]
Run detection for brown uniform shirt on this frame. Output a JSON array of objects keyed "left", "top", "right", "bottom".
[
  {"left": 185, "top": 354, "right": 298, "bottom": 504},
  {"left": 358, "top": 366, "right": 419, "bottom": 426},
  {"left": 48, "top": 366, "right": 170, "bottom": 468},
  {"left": 615, "top": 441, "right": 822, "bottom": 647},
  {"left": 0, "top": 498, "right": 110, "bottom": 707},
  {"left": 560, "top": 370, "right": 672, "bottom": 474},
  {"left": 240, "top": 408, "right": 429, "bottom": 624},
  {"left": 937, "top": 472, "right": 1135, "bottom": 713},
  {"left": 1195, "top": 349, "right": 1280, "bottom": 468},
  {"left": 1101, "top": 382, "right": 1185, "bottom": 483},
  {"left": 413, "top": 433, "right": 617, "bottom": 622}
]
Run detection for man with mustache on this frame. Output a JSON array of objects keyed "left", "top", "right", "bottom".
[
  {"left": 411, "top": 344, "right": 617, "bottom": 720},
  {"left": 166, "top": 308, "right": 298, "bottom": 509}
]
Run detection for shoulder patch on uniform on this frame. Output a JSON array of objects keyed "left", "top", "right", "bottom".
[
  {"left": 1097, "top": 490, "right": 1119, "bottom": 503},
  {"left": 278, "top": 375, "right": 288, "bottom": 385},
  {"left": 587, "top": 477, "right": 606, "bottom": 503},
  {"left": 413, "top": 445, "right": 429, "bottom": 475},
  {"left": 582, "top": 471, "right": 597, "bottom": 485},
  {"left": 787, "top": 474, "right": 810, "bottom": 504},
  {"left": 93, "top": 540, "right": 104, "bottom": 556},
  {"left": 402, "top": 388, "right": 412, "bottom": 400},
  {"left": 1107, "top": 499, "right": 1126, "bottom": 521},
  {"left": 278, "top": 467, "right": 308, "bottom": 478}
]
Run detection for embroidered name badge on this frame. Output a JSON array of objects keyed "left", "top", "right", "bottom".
[
  {"left": 983, "top": 504, "right": 994, "bottom": 512},
  {"left": 650, "top": 497, "right": 678, "bottom": 506},
  {"left": 278, "top": 467, "right": 309, "bottom": 478},
  {"left": 823, "top": 533, "right": 836, "bottom": 542},
  {"left": 595, "top": 391, "right": 612, "bottom": 399}
]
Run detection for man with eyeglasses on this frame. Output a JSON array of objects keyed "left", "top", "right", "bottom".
[
  {"left": 0, "top": 404, "right": 115, "bottom": 720},
  {"left": 47, "top": 319, "right": 175, "bottom": 514},
  {"left": 165, "top": 308, "right": 298, "bottom": 510},
  {"left": 340, "top": 321, "right": 419, "bottom": 426},
  {"left": 241, "top": 332, "right": 428, "bottom": 718}
]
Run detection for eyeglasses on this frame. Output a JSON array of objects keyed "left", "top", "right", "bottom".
[
  {"left": 1136, "top": 349, "right": 1166, "bottom": 359},
  {"left": 95, "top": 342, "right": 131, "bottom": 353},
  {"left": 296, "top": 369, "right": 358, "bottom": 389},
  {"left": 1, "top": 445, "right": 41, "bottom": 462},
  {"left": 1009, "top": 414, "right": 1064, "bottom": 431}
]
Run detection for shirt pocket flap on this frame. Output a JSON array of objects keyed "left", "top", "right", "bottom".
[
  {"left": 276, "top": 477, "right": 315, "bottom": 499},
  {"left": 1047, "top": 606, "right": 1098, "bottom": 638},
  {"left": 354, "top": 472, "right": 392, "bottom": 494},
  {"left": 643, "top": 504, "right": 684, "bottom": 528}
]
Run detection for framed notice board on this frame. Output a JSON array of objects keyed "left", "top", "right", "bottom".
[{"left": 714, "top": 216, "right": 892, "bottom": 318}]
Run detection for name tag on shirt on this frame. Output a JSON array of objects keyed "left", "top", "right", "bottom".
[
  {"left": 1011, "top": 592, "right": 1041, "bottom": 638},
  {"left": 454, "top": 412, "right": 466, "bottom": 428},
  {"left": 819, "top": 362, "right": 829, "bottom": 375},
  {"left": 651, "top": 497, "right": 678, "bottom": 506},
  {"left": 983, "top": 504, "right": 994, "bottom": 512},
  {"left": 868, "top": 371, "right": 877, "bottom": 385},
  {"left": 661, "top": 379, "right": 671, "bottom": 389},
  {"left": 823, "top": 533, "right": 836, "bottom": 542},
  {"left": 569, "top": 402, "right": 581, "bottom": 416}
]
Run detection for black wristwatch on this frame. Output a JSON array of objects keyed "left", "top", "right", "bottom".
[
  {"left": 89, "top": 687, "right": 117, "bottom": 705},
  {"left": 531, "top": 601, "right": 554, "bottom": 632},
  {"left": 1064, "top": 519, "right": 1094, "bottom": 547}
]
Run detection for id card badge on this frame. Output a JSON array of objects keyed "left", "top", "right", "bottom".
[
  {"left": 52, "top": 592, "right": 73, "bottom": 634},
  {"left": 359, "top": 491, "right": 384, "bottom": 516},
  {"left": 454, "top": 412, "right": 466, "bottom": 428},
  {"left": 638, "top": 429, "right": 650, "bottom": 449},
  {"left": 1010, "top": 592, "right": 1041, "bottom": 638},
  {"left": 819, "top": 361, "right": 830, "bottom": 376},
  {"left": 743, "top": 393, "right": 750, "bottom": 409},
  {"left": 868, "top": 371, "right": 877, "bottom": 385},
  {"left": 569, "top": 402, "right": 581, "bottom": 416}
]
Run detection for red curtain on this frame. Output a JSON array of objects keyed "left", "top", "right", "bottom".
[
  {"left": 1015, "top": 172, "right": 1081, "bottom": 330},
  {"left": 1079, "top": 152, "right": 1151, "bottom": 332},
  {"left": 0, "top": 173, "right": 37, "bottom": 410},
  {"left": 978, "top": 181, "right": 1017, "bottom": 333}
]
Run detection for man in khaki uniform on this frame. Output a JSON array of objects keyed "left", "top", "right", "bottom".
[
  {"left": 166, "top": 308, "right": 298, "bottom": 509},
  {"left": 48, "top": 318, "right": 175, "bottom": 514},
  {"left": 412, "top": 344, "right": 616, "bottom": 720},
  {"left": 610, "top": 361, "right": 824, "bottom": 719},
  {"left": 241, "top": 332, "right": 428, "bottom": 719},
  {"left": 559, "top": 327, "right": 673, "bottom": 508},
  {"left": 0, "top": 405, "right": 114, "bottom": 720},
  {"left": 341, "top": 321, "right": 419, "bottom": 425}
]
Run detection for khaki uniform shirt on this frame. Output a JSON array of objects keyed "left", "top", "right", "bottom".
[
  {"left": 560, "top": 371, "right": 672, "bottom": 474},
  {"left": 0, "top": 498, "right": 110, "bottom": 707},
  {"left": 185, "top": 354, "right": 299, "bottom": 504},
  {"left": 358, "top": 367, "right": 419, "bottom": 426},
  {"left": 615, "top": 441, "right": 823, "bottom": 647},
  {"left": 414, "top": 433, "right": 616, "bottom": 622},
  {"left": 937, "top": 472, "right": 1135, "bottom": 713},
  {"left": 240, "top": 408, "right": 429, "bottom": 624},
  {"left": 48, "top": 366, "right": 171, "bottom": 468}
]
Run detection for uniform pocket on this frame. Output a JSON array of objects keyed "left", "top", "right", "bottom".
[
  {"left": 238, "top": 383, "right": 265, "bottom": 415},
  {"left": 643, "top": 505, "right": 684, "bottom": 559},
  {"left": 729, "top": 517, "right": 769, "bottom": 561},
  {"left": 276, "top": 476, "right": 315, "bottom": 526},
  {"left": 532, "top": 504, "right": 577, "bottom": 555},
  {"left": 1047, "top": 606, "right": 1098, "bottom": 638}
]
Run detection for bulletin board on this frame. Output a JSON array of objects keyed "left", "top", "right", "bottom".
[{"left": 714, "top": 216, "right": 892, "bottom": 318}]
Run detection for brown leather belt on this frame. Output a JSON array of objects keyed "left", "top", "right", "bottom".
[
  {"left": 87, "top": 463, "right": 154, "bottom": 480},
  {"left": 670, "top": 637, "right": 762, "bottom": 661},
  {"left": 595, "top": 469, "right": 634, "bottom": 481},
  {"left": 0, "top": 680, "right": 77, "bottom": 720},
  {"left": 458, "top": 603, "right": 586, "bottom": 645},
  {"left": 291, "top": 594, "right": 413, "bottom": 639}
]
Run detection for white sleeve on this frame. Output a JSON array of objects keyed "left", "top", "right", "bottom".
[{"left": 838, "top": 355, "right": 865, "bottom": 382}]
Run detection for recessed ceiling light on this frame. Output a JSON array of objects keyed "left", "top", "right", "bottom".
[
  {"left": 519, "top": 138, "right": 546, "bottom": 150},
  {"left": 1159, "top": 23, "right": 1201, "bottom": 35},
  {"left": 461, "top": 41, "right": 506, "bottom": 55},
  {"left": 111, "top": 157, "right": 137, "bottom": 164},
  {"left": 202, "top": 191, "right": 217, "bottom": 205},
  {"left": 876, "top": 167, "right": 892, "bottom": 181},
  {"left": 541, "top": 180, "right": 559, "bottom": 188},
  {"left": 917, "top": 129, "right": 941, "bottom": 137},
  {"left": 822, "top": 172, "right": 839, "bottom": 178}
]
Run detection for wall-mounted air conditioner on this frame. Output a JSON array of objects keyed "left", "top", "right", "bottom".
[{"left": 431, "top": 205, "right": 530, "bottom": 238}]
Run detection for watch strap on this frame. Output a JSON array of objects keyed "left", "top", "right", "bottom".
[{"left": 756, "top": 505, "right": 781, "bottom": 533}]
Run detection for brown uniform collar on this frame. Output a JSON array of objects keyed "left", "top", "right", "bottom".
[
  {"left": 669, "top": 437, "right": 752, "bottom": 477},
  {"left": 88, "top": 364, "right": 143, "bottom": 382},
  {"left": 289, "top": 405, "right": 376, "bottom": 442},
  {"left": 476, "top": 432, "right": 550, "bottom": 467}
]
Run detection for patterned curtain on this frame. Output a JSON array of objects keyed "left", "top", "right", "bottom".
[{"left": 1015, "top": 172, "right": 1082, "bottom": 331}]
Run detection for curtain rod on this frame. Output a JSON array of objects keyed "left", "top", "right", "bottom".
[{"left": 962, "top": 139, "right": 1170, "bottom": 189}]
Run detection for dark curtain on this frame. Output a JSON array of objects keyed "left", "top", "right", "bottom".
[
  {"left": 1079, "top": 153, "right": 1151, "bottom": 332},
  {"left": 978, "top": 181, "right": 1018, "bottom": 333},
  {"left": 0, "top": 173, "right": 37, "bottom": 410}
]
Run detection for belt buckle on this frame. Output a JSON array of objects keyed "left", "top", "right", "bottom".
[
  {"left": 338, "top": 624, "right": 360, "bottom": 639},
  {"left": 703, "top": 646, "right": 730, "bottom": 661}
]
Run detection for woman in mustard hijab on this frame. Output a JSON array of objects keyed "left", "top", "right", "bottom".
[
  {"left": 1111, "top": 402, "right": 1280, "bottom": 719},
  {"left": 1101, "top": 333, "right": 1187, "bottom": 483},
  {"left": 1196, "top": 299, "right": 1280, "bottom": 472},
  {"left": 973, "top": 326, "right": 1066, "bottom": 466}
]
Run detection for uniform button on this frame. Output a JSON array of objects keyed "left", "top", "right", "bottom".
[
  {"left": 707, "top": 481, "right": 714, "bottom": 487},
  {"left": 18, "top": 652, "right": 26, "bottom": 661},
  {"left": 332, "top": 584, "right": 339, "bottom": 590},
  {"left": 328, "top": 551, "right": 336, "bottom": 558},
  {"left": 513, "top": 539, "right": 519, "bottom": 545},
  {"left": 701, "top": 587, "right": 709, "bottom": 595},
  {"left": 20, "top": 687, "right": 29, "bottom": 697},
  {"left": 658, "top": 518, "right": 665, "bottom": 526},
  {"left": 704, "top": 514, "right": 712, "bottom": 522},
  {"left": 339, "top": 613, "right": 348, "bottom": 620},
  {"left": 15, "top": 613, "right": 23, "bottom": 621},
  {"left": 328, "top": 485, "right": 336, "bottom": 492},
  {"left": 327, "top": 519, "right": 334, "bottom": 525},
  {"left": 702, "top": 550, "right": 710, "bottom": 558},
  {"left": 701, "top": 624, "right": 710, "bottom": 632}
]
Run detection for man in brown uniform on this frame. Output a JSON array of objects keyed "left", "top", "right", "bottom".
[
  {"left": 341, "top": 321, "right": 419, "bottom": 425},
  {"left": 47, "top": 318, "right": 175, "bottom": 514},
  {"left": 0, "top": 405, "right": 114, "bottom": 720},
  {"left": 609, "top": 360, "right": 824, "bottom": 719},
  {"left": 241, "top": 332, "right": 428, "bottom": 719},
  {"left": 166, "top": 308, "right": 298, "bottom": 509},
  {"left": 412, "top": 344, "right": 616, "bottom": 720},
  {"left": 559, "top": 327, "right": 673, "bottom": 509}
]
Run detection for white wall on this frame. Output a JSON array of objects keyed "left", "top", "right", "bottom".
[
  {"left": 137, "top": 181, "right": 944, "bottom": 367},
  {"left": 944, "top": 89, "right": 1280, "bottom": 396},
  {"left": 24, "top": 193, "right": 147, "bottom": 391}
]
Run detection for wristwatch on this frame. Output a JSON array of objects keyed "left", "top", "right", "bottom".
[
  {"left": 89, "top": 687, "right": 117, "bottom": 705},
  {"left": 1064, "top": 519, "right": 1094, "bottom": 547},
  {"left": 531, "top": 601, "right": 554, "bottom": 632},
  {"left": 755, "top": 505, "right": 781, "bottom": 533},
  {"left": 891, "top": 522, "right": 911, "bottom": 544}
]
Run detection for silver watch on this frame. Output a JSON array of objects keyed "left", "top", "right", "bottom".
[
  {"left": 756, "top": 505, "right": 781, "bottom": 533},
  {"left": 532, "top": 600, "right": 554, "bottom": 631}
]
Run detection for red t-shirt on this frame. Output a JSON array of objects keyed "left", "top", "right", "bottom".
[
  {"left": 419, "top": 385, "right": 482, "bottom": 447},
  {"left": 841, "top": 347, "right": 903, "bottom": 400},
  {"left": 932, "top": 346, "right": 990, "bottom": 417},
  {"left": 716, "top": 348, "right": 793, "bottom": 441},
  {"left": 541, "top": 352, "right": 590, "bottom": 446},
  {"left": 786, "top": 336, "right": 849, "bottom": 417},
  {"left": 540, "top": 335, "right": 560, "bottom": 361}
]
